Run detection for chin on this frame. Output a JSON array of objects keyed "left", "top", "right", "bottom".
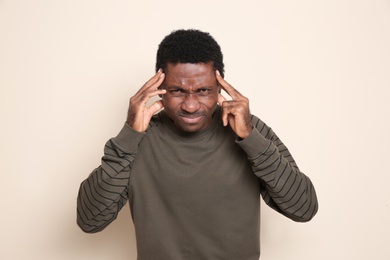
[
  {"left": 176, "top": 123, "right": 204, "bottom": 133},
  {"left": 180, "top": 126, "right": 201, "bottom": 133}
]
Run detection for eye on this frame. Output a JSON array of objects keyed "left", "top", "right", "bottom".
[
  {"left": 197, "top": 88, "right": 211, "bottom": 96},
  {"left": 169, "top": 88, "right": 185, "bottom": 96}
]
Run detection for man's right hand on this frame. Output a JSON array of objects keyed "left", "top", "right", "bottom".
[{"left": 126, "top": 69, "right": 166, "bottom": 132}]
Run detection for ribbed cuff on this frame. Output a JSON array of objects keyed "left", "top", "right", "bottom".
[
  {"left": 112, "top": 123, "right": 146, "bottom": 153},
  {"left": 236, "top": 128, "right": 271, "bottom": 159}
]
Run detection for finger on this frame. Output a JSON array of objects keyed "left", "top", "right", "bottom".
[
  {"left": 147, "top": 100, "right": 164, "bottom": 115},
  {"left": 215, "top": 70, "right": 242, "bottom": 100},
  {"left": 145, "top": 71, "right": 165, "bottom": 91},
  {"left": 218, "top": 93, "right": 228, "bottom": 126},
  {"left": 138, "top": 70, "right": 165, "bottom": 93},
  {"left": 133, "top": 88, "right": 166, "bottom": 113},
  {"left": 220, "top": 100, "right": 248, "bottom": 125},
  {"left": 132, "top": 73, "right": 165, "bottom": 104},
  {"left": 220, "top": 100, "right": 249, "bottom": 116}
]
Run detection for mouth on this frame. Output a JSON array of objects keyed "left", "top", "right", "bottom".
[
  {"left": 178, "top": 112, "right": 205, "bottom": 124},
  {"left": 180, "top": 115, "right": 203, "bottom": 124}
]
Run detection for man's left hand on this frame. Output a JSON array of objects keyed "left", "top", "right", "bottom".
[{"left": 216, "top": 71, "right": 253, "bottom": 139}]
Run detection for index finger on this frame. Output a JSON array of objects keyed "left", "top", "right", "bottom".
[
  {"left": 138, "top": 69, "right": 165, "bottom": 93},
  {"left": 215, "top": 70, "right": 242, "bottom": 100}
]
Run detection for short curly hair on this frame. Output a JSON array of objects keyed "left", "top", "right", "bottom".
[{"left": 156, "top": 29, "right": 224, "bottom": 77}]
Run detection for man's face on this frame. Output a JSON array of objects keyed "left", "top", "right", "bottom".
[{"left": 160, "top": 62, "right": 220, "bottom": 132}]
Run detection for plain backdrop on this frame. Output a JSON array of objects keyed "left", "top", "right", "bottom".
[{"left": 1, "top": 0, "right": 389, "bottom": 259}]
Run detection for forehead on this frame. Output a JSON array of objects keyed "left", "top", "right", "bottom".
[{"left": 163, "top": 62, "right": 216, "bottom": 87}]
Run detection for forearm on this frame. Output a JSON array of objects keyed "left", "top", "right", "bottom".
[
  {"left": 254, "top": 138, "right": 318, "bottom": 222},
  {"left": 238, "top": 117, "right": 318, "bottom": 222},
  {"left": 77, "top": 165, "right": 129, "bottom": 233},
  {"left": 77, "top": 124, "right": 145, "bottom": 232}
]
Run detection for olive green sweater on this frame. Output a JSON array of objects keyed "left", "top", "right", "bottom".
[{"left": 77, "top": 106, "right": 318, "bottom": 259}]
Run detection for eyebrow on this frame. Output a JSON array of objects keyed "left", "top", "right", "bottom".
[{"left": 166, "top": 86, "right": 214, "bottom": 90}]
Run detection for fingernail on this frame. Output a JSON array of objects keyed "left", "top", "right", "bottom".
[{"left": 216, "top": 70, "right": 220, "bottom": 75}]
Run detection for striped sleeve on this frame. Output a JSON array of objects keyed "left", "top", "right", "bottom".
[
  {"left": 238, "top": 115, "right": 318, "bottom": 222},
  {"left": 77, "top": 124, "right": 145, "bottom": 233}
]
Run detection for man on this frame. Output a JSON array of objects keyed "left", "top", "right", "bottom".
[{"left": 77, "top": 29, "right": 318, "bottom": 259}]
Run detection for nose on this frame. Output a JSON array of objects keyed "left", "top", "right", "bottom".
[{"left": 181, "top": 93, "right": 201, "bottom": 113}]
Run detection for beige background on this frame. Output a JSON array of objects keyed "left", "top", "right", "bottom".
[{"left": 1, "top": 0, "right": 389, "bottom": 259}]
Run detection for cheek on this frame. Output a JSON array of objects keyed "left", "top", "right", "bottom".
[
  {"left": 162, "top": 96, "right": 181, "bottom": 109},
  {"left": 202, "top": 94, "right": 219, "bottom": 106}
]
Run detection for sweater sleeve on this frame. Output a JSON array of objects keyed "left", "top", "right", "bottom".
[
  {"left": 237, "top": 115, "right": 318, "bottom": 222},
  {"left": 77, "top": 124, "right": 145, "bottom": 233}
]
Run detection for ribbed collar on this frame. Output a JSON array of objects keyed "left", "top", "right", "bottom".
[{"left": 160, "top": 106, "right": 222, "bottom": 141}]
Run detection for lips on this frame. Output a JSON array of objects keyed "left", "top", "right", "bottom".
[
  {"left": 180, "top": 115, "right": 203, "bottom": 124},
  {"left": 178, "top": 112, "right": 205, "bottom": 124}
]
